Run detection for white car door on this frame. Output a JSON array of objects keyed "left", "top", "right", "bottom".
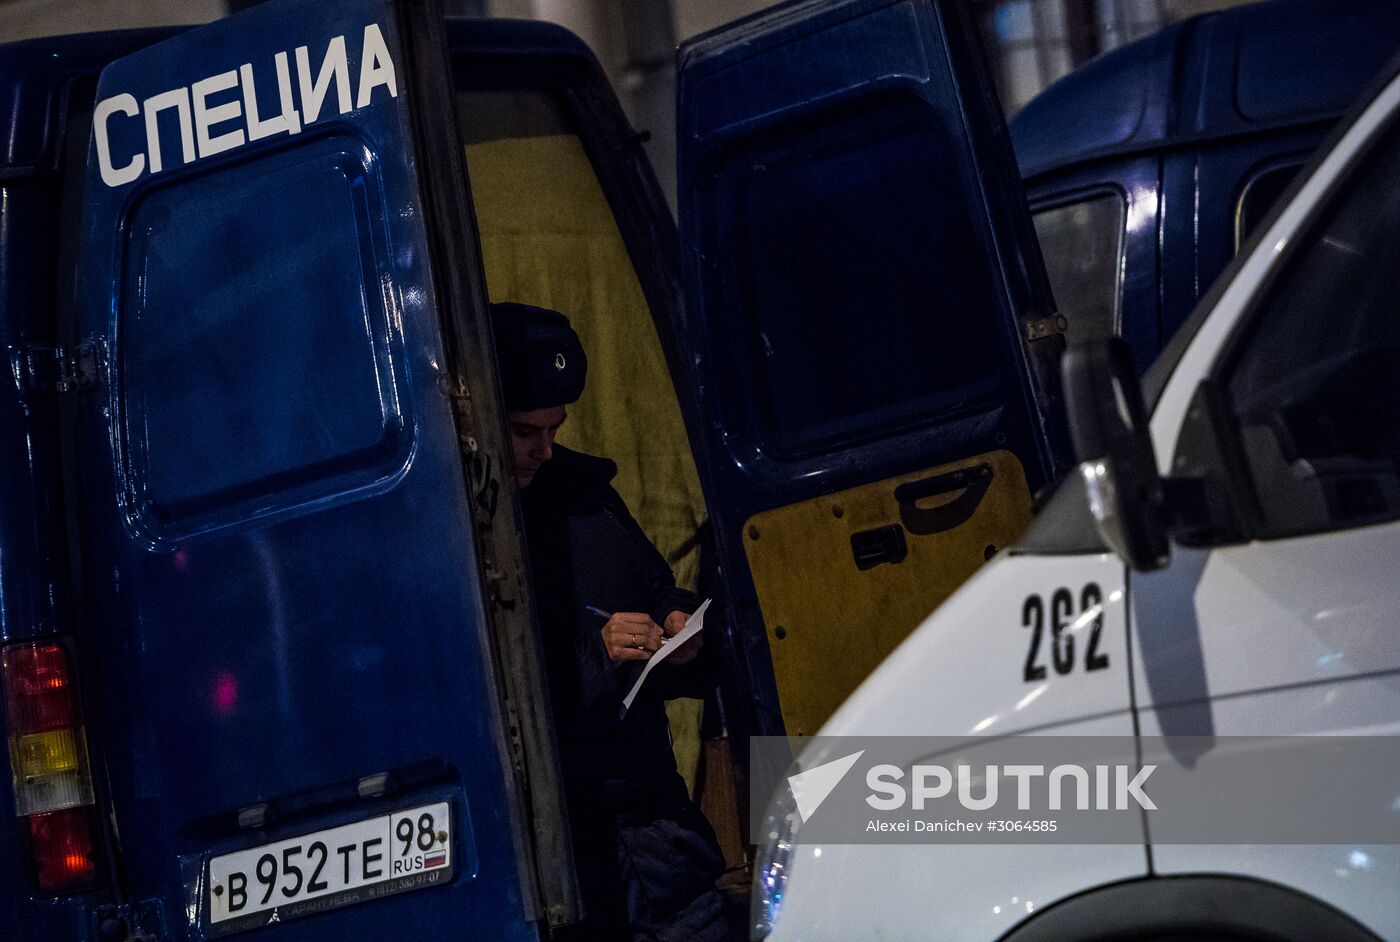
[{"left": 1136, "top": 66, "right": 1400, "bottom": 938}]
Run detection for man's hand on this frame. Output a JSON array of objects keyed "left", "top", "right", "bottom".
[
  {"left": 662, "top": 609, "right": 703, "bottom": 666},
  {"left": 601, "top": 613, "right": 663, "bottom": 663}
]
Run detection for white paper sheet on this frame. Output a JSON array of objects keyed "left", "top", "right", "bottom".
[{"left": 620, "top": 598, "right": 711, "bottom": 715}]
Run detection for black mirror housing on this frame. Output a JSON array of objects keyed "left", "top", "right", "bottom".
[{"left": 1062, "top": 339, "right": 1170, "bottom": 571}]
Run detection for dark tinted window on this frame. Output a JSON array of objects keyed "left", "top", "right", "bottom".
[
  {"left": 1033, "top": 193, "right": 1125, "bottom": 342},
  {"left": 1235, "top": 163, "right": 1303, "bottom": 250},
  {"left": 121, "top": 143, "right": 406, "bottom": 538},
  {"left": 715, "top": 98, "right": 1005, "bottom": 456},
  {"left": 1225, "top": 128, "right": 1400, "bottom": 538}
]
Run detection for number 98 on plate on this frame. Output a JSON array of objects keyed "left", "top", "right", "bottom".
[{"left": 207, "top": 802, "right": 453, "bottom": 928}]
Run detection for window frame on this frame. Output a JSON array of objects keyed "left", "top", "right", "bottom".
[
  {"left": 1028, "top": 183, "right": 1128, "bottom": 341},
  {"left": 1201, "top": 114, "right": 1400, "bottom": 543},
  {"left": 1232, "top": 156, "right": 1308, "bottom": 252}
]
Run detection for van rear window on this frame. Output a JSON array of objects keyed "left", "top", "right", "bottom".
[
  {"left": 710, "top": 97, "right": 1005, "bottom": 457},
  {"left": 119, "top": 142, "right": 408, "bottom": 538}
]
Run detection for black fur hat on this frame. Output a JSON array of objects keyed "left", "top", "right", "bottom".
[{"left": 491, "top": 302, "right": 587, "bottom": 411}]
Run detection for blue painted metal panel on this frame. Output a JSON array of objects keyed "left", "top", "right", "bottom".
[
  {"left": 0, "top": 31, "right": 179, "bottom": 171},
  {"left": 1014, "top": 22, "right": 1179, "bottom": 179},
  {"left": 0, "top": 30, "right": 183, "bottom": 940},
  {"left": 678, "top": 0, "right": 1060, "bottom": 734},
  {"left": 1012, "top": 0, "right": 1400, "bottom": 181},
  {"left": 70, "top": 0, "right": 532, "bottom": 938},
  {"left": 1162, "top": 127, "right": 1321, "bottom": 342}
]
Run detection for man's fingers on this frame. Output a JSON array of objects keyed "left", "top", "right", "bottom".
[
  {"left": 603, "top": 635, "right": 652, "bottom": 661},
  {"left": 606, "top": 615, "right": 661, "bottom": 639},
  {"left": 603, "top": 607, "right": 702, "bottom": 663},
  {"left": 617, "top": 638, "right": 657, "bottom": 658},
  {"left": 601, "top": 619, "right": 662, "bottom": 662},
  {"left": 610, "top": 624, "right": 661, "bottom": 644}
]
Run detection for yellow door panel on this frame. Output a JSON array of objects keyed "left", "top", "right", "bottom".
[{"left": 743, "top": 450, "right": 1033, "bottom": 735}]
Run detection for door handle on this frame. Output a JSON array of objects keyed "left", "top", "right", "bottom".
[
  {"left": 850, "top": 524, "right": 908, "bottom": 570},
  {"left": 894, "top": 463, "right": 993, "bottom": 536}
]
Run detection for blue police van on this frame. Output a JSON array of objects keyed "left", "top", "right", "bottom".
[
  {"left": 1014, "top": 0, "right": 1400, "bottom": 371},
  {"left": 0, "top": 0, "right": 1392, "bottom": 938}
]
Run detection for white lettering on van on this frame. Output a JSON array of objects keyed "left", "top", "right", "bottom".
[
  {"left": 92, "top": 25, "right": 398, "bottom": 188},
  {"left": 193, "top": 70, "right": 245, "bottom": 158},
  {"left": 296, "top": 35, "right": 351, "bottom": 125},
  {"left": 93, "top": 93, "right": 143, "bottom": 187},
  {"left": 241, "top": 52, "right": 302, "bottom": 141},
  {"left": 356, "top": 24, "right": 398, "bottom": 108},
  {"left": 142, "top": 88, "right": 195, "bottom": 174}
]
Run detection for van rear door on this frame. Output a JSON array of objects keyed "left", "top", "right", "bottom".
[
  {"left": 677, "top": 0, "right": 1064, "bottom": 736},
  {"left": 67, "top": 0, "right": 537, "bottom": 938}
]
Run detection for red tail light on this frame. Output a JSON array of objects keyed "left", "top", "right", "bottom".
[
  {"left": 3, "top": 643, "right": 75, "bottom": 733},
  {"left": 2, "top": 642, "right": 98, "bottom": 893},
  {"left": 28, "top": 807, "right": 96, "bottom": 891}
]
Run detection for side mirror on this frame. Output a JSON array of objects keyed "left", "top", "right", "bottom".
[{"left": 1062, "top": 339, "right": 1170, "bottom": 571}]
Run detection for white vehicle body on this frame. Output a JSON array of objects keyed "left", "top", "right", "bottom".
[{"left": 760, "top": 59, "right": 1400, "bottom": 942}]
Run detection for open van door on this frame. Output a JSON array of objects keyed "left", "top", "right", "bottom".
[
  {"left": 677, "top": 0, "right": 1066, "bottom": 736},
  {"left": 65, "top": 0, "right": 545, "bottom": 937}
]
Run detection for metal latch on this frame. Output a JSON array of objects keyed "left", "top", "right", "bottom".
[
  {"left": 1024, "top": 314, "right": 1069, "bottom": 342},
  {"left": 57, "top": 341, "right": 101, "bottom": 392},
  {"left": 11, "top": 342, "right": 100, "bottom": 395}
]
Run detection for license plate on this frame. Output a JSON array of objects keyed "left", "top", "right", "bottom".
[{"left": 207, "top": 802, "right": 453, "bottom": 931}]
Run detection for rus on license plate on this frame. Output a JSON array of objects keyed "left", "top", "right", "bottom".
[{"left": 207, "top": 802, "right": 452, "bottom": 928}]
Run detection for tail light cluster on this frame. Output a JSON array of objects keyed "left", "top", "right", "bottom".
[{"left": 2, "top": 642, "right": 99, "bottom": 892}]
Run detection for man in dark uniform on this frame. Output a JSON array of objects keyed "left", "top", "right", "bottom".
[{"left": 492, "top": 302, "right": 742, "bottom": 942}]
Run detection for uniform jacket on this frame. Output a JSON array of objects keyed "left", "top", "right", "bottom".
[{"left": 520, "top": 445, "right": 731, "bottom": 941}]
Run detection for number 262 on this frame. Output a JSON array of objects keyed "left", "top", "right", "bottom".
[{"left": 1022, "top": 585, "right": 1108, "bottom": 682}]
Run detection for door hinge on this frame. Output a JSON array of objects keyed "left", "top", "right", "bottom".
[
  {"left": 484, "top": 561, "right": 518, "bottom": 611},
  {"left": 11, "top": 341, "right": 101, "bottom": 395},
  {"left": 1024, "top": 313, "right": 1069, "bottom": 342}
]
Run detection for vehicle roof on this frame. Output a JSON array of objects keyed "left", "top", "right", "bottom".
[{"left": 1010, "top": 0, "right": 1400, "bottom": 180}]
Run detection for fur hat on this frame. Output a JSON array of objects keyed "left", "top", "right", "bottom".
[{"left": 491, "top": 302, "right": 587, "bottom": 411}]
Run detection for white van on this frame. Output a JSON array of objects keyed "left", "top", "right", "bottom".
[{"left": 753, "top": 49, "right": 1400, "bottom": 942}]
